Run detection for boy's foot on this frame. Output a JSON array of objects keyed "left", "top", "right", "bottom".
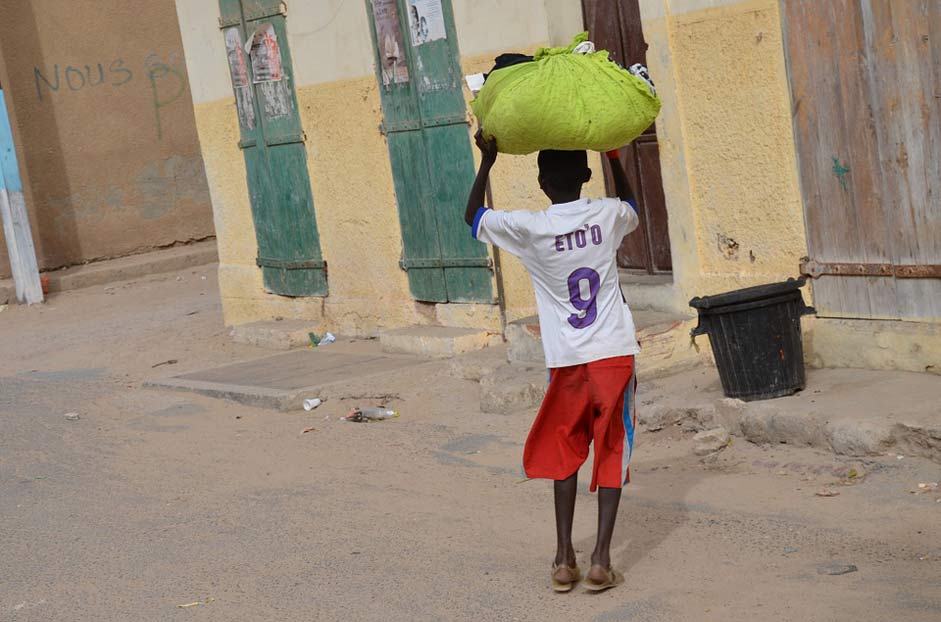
[
  {"left": 583, "top": 564, "right": 624, "bottom": 592},
  {"left": 550, "top": 563, "right": 582, "bottom": 593}
]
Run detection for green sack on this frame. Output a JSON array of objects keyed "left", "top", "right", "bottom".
[{"left": 470, "top": 33, "right": 661, "bottom": 155}]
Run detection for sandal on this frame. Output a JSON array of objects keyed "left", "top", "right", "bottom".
[
  {"left": 583, "top": 565, "right": 624, "bottom": 592},
  {"left": 550, "top": 563, "right": 582, "bottom": 593}
]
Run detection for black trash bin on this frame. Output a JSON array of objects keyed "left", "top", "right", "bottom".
[{"left": 690, "top": 278, "right": 815, "bottom": 402}]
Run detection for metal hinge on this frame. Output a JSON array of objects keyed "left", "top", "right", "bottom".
[
  {"left": 380, "top": 113, "right": 469, "bottom": 136},
  {"left": 257, "top": 257, "right": 326, "bottom": 271},
  {"left": 421, "top": 113, "right": 470, "bottom": 129},
  {"left": 380, "top": 120, "right": 421, "bottom": 135},
  {"left": 265, "top": 132, "right": 306, "bottom": 146},
  {"left": 800, "top": 258, "right": 941, "bottom": 279},
  {"left": 399, "top": 257, "right": 493, "bottom": 270}
]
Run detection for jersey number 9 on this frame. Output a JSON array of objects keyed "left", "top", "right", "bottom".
[{"left": 566, "top": 267, "right": 600, "bottom": 329}]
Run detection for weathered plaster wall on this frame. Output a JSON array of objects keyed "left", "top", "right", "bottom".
[
  {"left": 640, "top": 0, "right": 941, "bottom": 373},
  {"left": 638, "top": 0, "right": 807, "bottom": 311},
  {"left": 0, "top": 0, "right": 214, "bottom": 279},
  {"left": 804, "top": 318, "right": 941, "bottom": 375},
  {"left": 176, "top": 0, "right": 595, "bottom": 331}
]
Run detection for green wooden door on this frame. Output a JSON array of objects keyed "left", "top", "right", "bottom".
[
  {"left": 366, "top": 0, "right": 493, "bottom": 303},
  {"left": 219, "top": 0, "right": 327, "bottom": 296}
]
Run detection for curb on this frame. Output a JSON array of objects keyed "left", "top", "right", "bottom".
[
  {"left": 0, "top": 240, "right": 217, "bottom": 302},
  {"left": 640, "top": 398, "right": 941, "bottom": 464}
]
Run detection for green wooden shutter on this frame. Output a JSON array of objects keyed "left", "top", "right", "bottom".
[
  {"left": 367, "top": 0, "right": 493, "bottom": 303},
  {"left": 219, "top": 0, "right": 327, "bottom": 297}
]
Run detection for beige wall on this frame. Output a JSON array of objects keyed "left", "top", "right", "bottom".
[
  {"left": 0, "top": 0, "right": 213, "bottom": 278},
  {"left": 177, "top": 0, "right": 938, "bottom": 372},
  {"left": 637, "top": 0, "right": 941, "bottom": 373},
  {"left": 176, "top": 0, "right": 594, "bottom": 332},
  {"left": 637, "top": 0, "right": 808, "bottom": 313}
]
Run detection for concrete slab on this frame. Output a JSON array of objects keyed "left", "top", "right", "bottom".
[
  {"left": 380, "top": 325, "right": 498, "bottom": 358},
  {"left": 145, "top": 347, "right": 425, "bottom": 411},
  {"left": 0, "top": 239, "right": 217, "bottom": 302},
  {"left": 230, "top": 319, "right": 321, "bottom": 350}
]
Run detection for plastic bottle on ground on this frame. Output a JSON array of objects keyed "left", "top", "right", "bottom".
[{"left": 357, "top": 407, "right": 398, "bottom": 421}]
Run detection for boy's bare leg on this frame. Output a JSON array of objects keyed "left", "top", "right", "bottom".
[
  {"left": 553, "top": 471, "right": 578, "bottom": 569},
  {"left": 589, "top": 486, "right": 622, "bottom": 574}
]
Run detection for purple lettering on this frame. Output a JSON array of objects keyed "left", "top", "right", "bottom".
[
  {"left": 575, "top": 229, "right": 587, "bottom": 248},
  {"left": 590, "top": 224, "right": 603, "bottom": 245},
  {"left": 554, "top": 235, "right": 565, "bottom": 252},
  {"left": 565, "top": 232, "right": 574, "bottom": 250},
  {"left": 567, "top": 267, "right": 601, "bottom": 329}
]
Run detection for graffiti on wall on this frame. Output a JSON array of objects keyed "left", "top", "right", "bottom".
[{"left": 33, "top": 52, "right": 188, "bottom": 140}]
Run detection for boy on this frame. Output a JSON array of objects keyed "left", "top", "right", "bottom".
[{"left": 465, "top": 130, "right": 640, "bottom": 593}]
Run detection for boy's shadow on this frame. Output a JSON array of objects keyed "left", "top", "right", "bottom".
[{"left": 573, "top": 454, "right": 704, "bottom": 576}]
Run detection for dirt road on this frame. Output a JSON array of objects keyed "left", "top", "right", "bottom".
[{"left": 2, "top": 266, "right": 939, "bottom": 621}]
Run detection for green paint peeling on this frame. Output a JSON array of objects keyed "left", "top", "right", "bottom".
[{"left": 831, "top": 156, "right": 850, "bottom": 191}]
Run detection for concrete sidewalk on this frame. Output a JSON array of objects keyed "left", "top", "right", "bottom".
[
  {"left": 3, "top": 264, "right": 940, "bottom": 621},
  {"left": 0, "top": 239, "right": 217, "bottom": 303}
]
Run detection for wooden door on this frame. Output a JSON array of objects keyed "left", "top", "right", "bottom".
[
  {"left": 782, "top": 0, "right": 941, "bottom": 321},
  {"left": 366, "top": 0, "right": 493, "bottom": 303},
  {"left": 582, "top": 0, "right": 671, "bottom": 274},
  {"left": 219, "top": 0, "right": 327, "bottom": 296}
]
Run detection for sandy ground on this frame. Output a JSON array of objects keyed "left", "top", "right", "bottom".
[{"left": 2, "top": 265, "right": 940, "bottom": 621}]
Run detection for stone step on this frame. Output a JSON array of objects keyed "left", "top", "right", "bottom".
[
  {"left": 380, "top": 325, "right": 500, "bottom": 358},
  {"left": 231, "top": 319, "right": 324, "bottom": 350},
  {"left": 505, "top": 310, "right": 711, "bottom": 378},
  {"left": 1, "top": 239, "right": 217, "bottom": 303}
]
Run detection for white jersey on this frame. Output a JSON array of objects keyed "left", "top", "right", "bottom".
[{"left": 473, "top": 197, "right": 641, "bottom": 368}]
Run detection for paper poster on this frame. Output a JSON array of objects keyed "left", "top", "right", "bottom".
[
  {"left": 249, "top": 23, "right": 284, "bottom": 83},
  {"left": 224, "top": 27, "right": 255, "bottom": 130},
  {"left": 371, "top": 0, "right": 409, "bottom": 85},
  {"left": 407, "top": 0, "right": 446, "bottom": 46},
  {"left": 224, "top": 27, "right": 249, "bottom": 88}
]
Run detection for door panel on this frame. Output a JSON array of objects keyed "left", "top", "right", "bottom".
[
  {"left": 636, "top": 136, "right": 671, "bottom": 271},
  {"left": 368, "top": 0, "right": 447, "bottom": 302},
  {"left": 219, "top": 0, "right": 327, "bottom": 297},
  {"left": 782, "top": 0, "right": 940, "bottom": 320},
  {"left": 606, "top": 147, "right": 649, "bottom": 270},
  {"left": 367, "top": 0, "right": 492, "bottom": 303},
  {"left": 583, "top": 0, "right": 671, "bottom": 274},
  {"left": 388, "top": 128, "right": 448, "bottom": 302}
]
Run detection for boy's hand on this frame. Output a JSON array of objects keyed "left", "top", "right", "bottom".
[
  {"left": 475, "top": 129, "right": 498, "bottom": 166},
  {"left": 466, "top": 129, "right": 497, "bottom": 226},
  {"left": 605, "top": 147, "right": 636, "bottom": 206}
]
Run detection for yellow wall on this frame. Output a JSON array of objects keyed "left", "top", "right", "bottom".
[
  {"left": 639, "top": 0, "right": 941, "bottom": 372},
  {"left": 176, "top": 0, "right": 586, "bottom": 334},
  {"left": 638, "top": 0, "right": 808, "bottom": 311},
  {"left": 177, "top": 0, "right": 937, "bottom": 372}
]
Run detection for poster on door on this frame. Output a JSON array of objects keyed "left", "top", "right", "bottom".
[
  {"left": 248, "top": 23, "right": 284, "bottom": 83},
  {"left": 371, "top": 0, "right": 410, "bottom": 86},
  {"left": 224, "top": 27, "right": 256, "bottom": 130},
  {"left": 407, "top": 0, "right": 446, "bottom": 46}
]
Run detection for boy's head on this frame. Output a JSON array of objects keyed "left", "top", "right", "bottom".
[{"left": 537, "top": 149, "right": 592, "bottom": 202}]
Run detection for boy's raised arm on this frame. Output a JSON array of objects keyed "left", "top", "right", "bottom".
[
  {"left": 605, "top": 149, "right": 637, "bottom": 209},
  {"left": 466, "top": 129, "right": 498, "bottom": 226}
]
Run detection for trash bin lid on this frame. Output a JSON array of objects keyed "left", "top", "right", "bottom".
[{"left": 689, "top": 277, "right": 806, "bottom": 310}]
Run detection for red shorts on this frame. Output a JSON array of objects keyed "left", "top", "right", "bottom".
[{"left": 523, "top": 355, "right": 636, "bottom": 492}]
